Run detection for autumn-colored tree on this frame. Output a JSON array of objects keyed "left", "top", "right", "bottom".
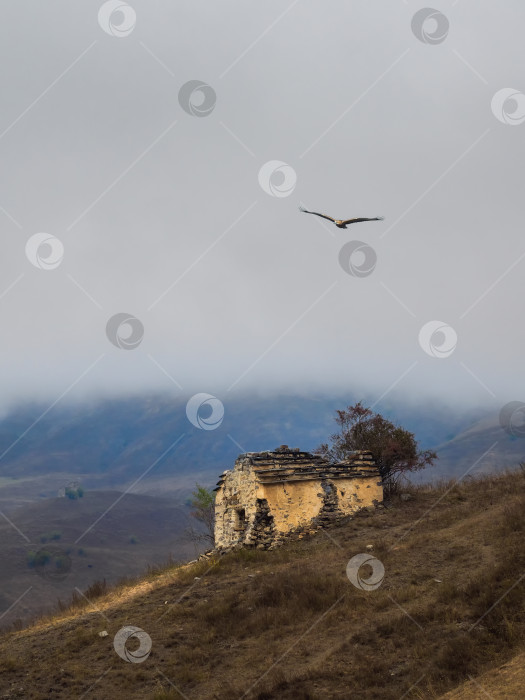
[{"left": 316, "top": 402, "right": 437, "bottom": 492}]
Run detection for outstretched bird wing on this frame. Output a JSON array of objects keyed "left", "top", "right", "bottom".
[
  {"left": 299, "top": 206, "right": 336, "bottom": 223},
  {"left": 340, "top": 216, "right": 385, "bottom": 226}
]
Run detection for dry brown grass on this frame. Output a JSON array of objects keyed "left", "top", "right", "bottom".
[
  {"left": 0, "top": 470, "right": 524, "bottom": 699},
  {"left": 439, "top": 649, "right": 525, "bottom": 699}
]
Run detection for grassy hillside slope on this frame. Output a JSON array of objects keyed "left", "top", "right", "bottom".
[
  {"left": 0, "top": 470, "right": 524, "bottom": 699},
  {"left": 439, "top": 649, "right": 525, "bottom": 699},
  {"left": 0, "top": 491, "right": 198, "bottom": 627}
]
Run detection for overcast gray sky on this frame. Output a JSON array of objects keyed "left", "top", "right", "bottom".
[{"left": 0, "top": 1, "right": 524, "bottom": 412}]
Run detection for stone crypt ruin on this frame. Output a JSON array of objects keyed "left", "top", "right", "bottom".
[{"left": 214, "top": 445, "right": 383, "bottom": 550}]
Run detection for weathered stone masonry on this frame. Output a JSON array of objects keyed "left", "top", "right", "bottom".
[{"left": 214, "top": 445, "right": 383, "bottom": 550}]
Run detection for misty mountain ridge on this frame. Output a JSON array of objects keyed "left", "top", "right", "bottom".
[{"left": 0, "top": 392, "right": 498, "bottom": 493}]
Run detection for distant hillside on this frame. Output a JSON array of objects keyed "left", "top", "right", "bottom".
[
  {"left": 0, "top": 393, "right": 489, "bottom": 494},
  {"left": 0, "top": 471, "right": 523, "bottom": 699},
  {"left": 416, "top": 413, "right": 525, "bottom": 482},
  {"left": 0, "top": 491, "right": 198, "bottom": 627}
]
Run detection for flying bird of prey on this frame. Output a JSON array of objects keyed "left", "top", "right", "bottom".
[{"left": 299, "top": 205, "right": 384, "bottom": 229}]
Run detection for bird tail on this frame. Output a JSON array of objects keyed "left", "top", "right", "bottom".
[
  {"left": 298, "top": 205, "right": 307, "bottom": 213},
  {"left": 377, "top": 216, "right": 385, "bottom": 220}
]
